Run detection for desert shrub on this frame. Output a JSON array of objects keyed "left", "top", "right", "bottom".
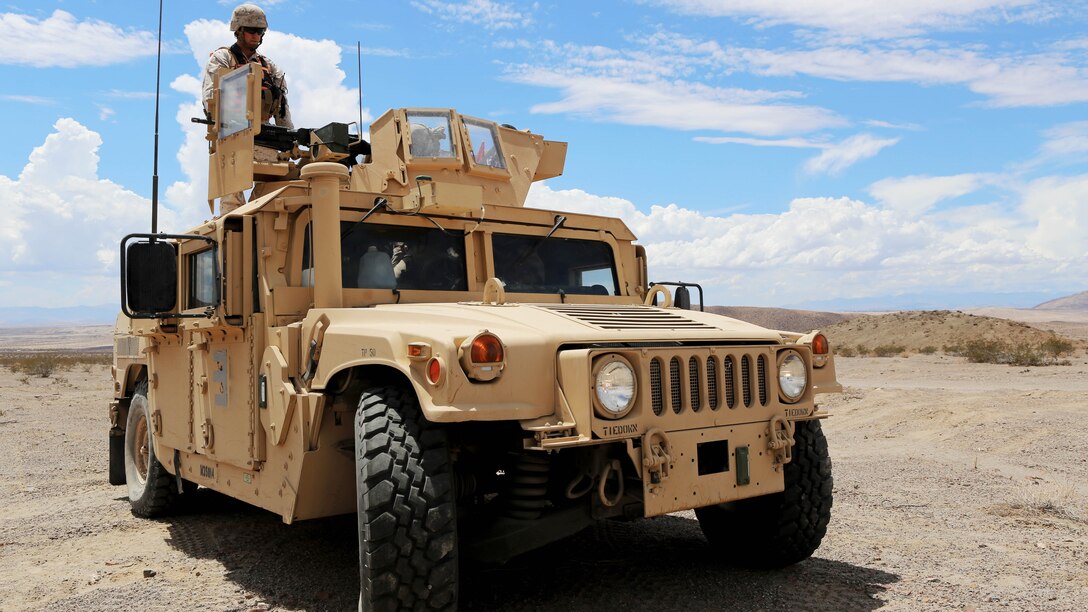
[
  {"left": 0, "top": 352, "right": 110, "bottom": 376},
  {"left": 24, "top": 355, "right": 60, "bottom": 378},
  {"left": 854, "top": 345, "right": 869, "bottom": 357},
  {"left": 873, "top": 344, "right": 906, "bottom": 357},
  {"left": 943, "top": 343, "right": 962, "bottom": 355},
  {"left": 1008, "top": 345, "right": 1044, "bottom": 367},
  {"left": 962, "top": 339, "right": 1008, "bottom": 364},
  {"left": 836, "top": 346, "right": 856, "bottom": 358},
  {"left": 17, "top": 375, "right": 29, "bottom": 385},
  {"left": 1040, "top": 336, "right": 1074, "bottom": 363},
  {"left": 961, "top": 339, "right": 1069, "bottom": 366},
  {"left": 995, "top": 484, "right": 1085, "bottom": 523},
  {"left": 920, "top": 345, "right": 938, "bottom": 355}
]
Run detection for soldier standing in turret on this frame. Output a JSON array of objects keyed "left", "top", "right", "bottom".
[{"left": 201, "top": 3, "right": 294, "bottom": 214}]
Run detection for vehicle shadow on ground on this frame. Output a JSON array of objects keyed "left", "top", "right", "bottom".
[{"left": 165, "top": 492, "right": 896, "bottom": 611}]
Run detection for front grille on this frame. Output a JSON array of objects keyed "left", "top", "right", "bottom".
[{"left": 644, "top": 348, "right": 772, "bottom": 418}]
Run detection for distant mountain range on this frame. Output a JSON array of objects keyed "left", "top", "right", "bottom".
[
  {"left": 0, "top": 289, "right": 1084, "bottom": 327},
  {"left": 789, "top": 289, "right": 1086, "bottom": 312},
  {"left": 0, "top": 305, "right": 119, "bottom": 327},
  {"left": 1035, "top": 291, "right": 1088, "bottom": 310}
]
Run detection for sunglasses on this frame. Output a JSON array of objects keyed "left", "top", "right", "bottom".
[{"left": 241, "top": 27, "right": 265, "bottom": 36}]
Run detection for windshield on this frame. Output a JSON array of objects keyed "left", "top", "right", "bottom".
[
  {"left": 492, "top": 233, "right": 618, "bottom": 295},
  {"left": 303, "top": 222, "right": 467, "bottom": 291}
]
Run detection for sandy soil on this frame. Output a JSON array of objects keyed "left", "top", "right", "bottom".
[{"left": 1, "top": 355, "right": 1087, "bottom": 611}]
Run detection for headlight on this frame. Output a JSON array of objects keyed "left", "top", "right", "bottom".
[
  {"left": 593, "top": 356, "right": 636, "bottom": 418},
  {"left": 778, "top": 351, "right": 808, "bottom": 403}
]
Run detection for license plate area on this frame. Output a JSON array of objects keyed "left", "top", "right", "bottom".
[{"left": 642, "top": 422, "right": 785, "bottom": 517}]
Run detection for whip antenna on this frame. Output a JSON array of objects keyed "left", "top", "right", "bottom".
[
  {"left": 357, "top": 41, "right": 364, "bottom": 140},
  {"left": 151, "top": 0, "right": 164, "bottom": 234}
]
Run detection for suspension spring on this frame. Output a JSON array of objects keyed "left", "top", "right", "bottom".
[{"left": 503, "top": 452, "right": 550, "bottom": 520}]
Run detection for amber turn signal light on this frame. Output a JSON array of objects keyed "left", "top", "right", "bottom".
[
  {"left": 470, "top": 333, "right": 504, "bottom": 363},
  {"left": 812, "top": 333, "right": 830, "bottom": 355}
]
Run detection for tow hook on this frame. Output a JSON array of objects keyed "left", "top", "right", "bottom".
[
  {"left": 767, "top": 415, "right": 795, "bottom": 471},
  {"left": 642, "top": 427, "right": 673, "bottom": 485}
]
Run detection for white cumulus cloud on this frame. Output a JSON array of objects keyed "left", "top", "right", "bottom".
[
  {"left": 0, "top": 10, "right": 158, "bottom": 68},
  {"left": 525, "top": 180, "right": 1085, "bottom": 305},
  {"left": 1021, "top": 175, "right": 1088, "bottom": 260},
  {"left": 0, "top": 119, "right": 181, "bottom": 307}
]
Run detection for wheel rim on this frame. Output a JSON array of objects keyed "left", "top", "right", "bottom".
[{"left": 133, "top": 415, "right": 150, "bottom": 484}]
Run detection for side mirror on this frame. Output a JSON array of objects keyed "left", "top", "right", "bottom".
[
  {"left": 674, "top": 285, "right": 691, "bottom": 310},
  {"left": 649, "top": 281, "right": 704, "bottom": 311},
  {"left": 120, "top": 233, "right": 219, "bottom": 319},
  {"left": 125, "top": 240, "right": 177, "bottom": 314}
]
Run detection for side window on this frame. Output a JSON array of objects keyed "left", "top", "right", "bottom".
[
  {"left": 464, "top": 118, "right": 506, "bottom": 170},
  {"left": 407, "top": 112, "right": 455, "bottom": 159},
  {"left": 341, "top": 222, "right": 467, "bottom": 291},
  {"left": 188, "top": 248, "right": 218, "bottom": 309}
]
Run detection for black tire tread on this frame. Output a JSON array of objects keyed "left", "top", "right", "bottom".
[
  {"left": 356, "top": 386, "right": 457, "bottom": 611},
  {"left": 126, "top": 380, "right": 180, "bottom": 518},
  {"left": 696, "top": 419, "right": 833, "bottom": 568}
]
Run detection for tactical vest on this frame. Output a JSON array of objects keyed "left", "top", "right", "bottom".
[{"left": 223, "top": 44, "right": 287, "bottom": 125}]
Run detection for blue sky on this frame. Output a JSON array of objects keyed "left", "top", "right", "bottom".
[{"left": 2, "top": 0, "right": 1087, "bottom": 313}]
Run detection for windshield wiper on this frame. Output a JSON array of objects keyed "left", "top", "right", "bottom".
[
  {"left": 515, "top": 214, "right": 567, "bottom": 263},
  {"left": 341, "top": 197, "right": 389, "bottom": 239}
]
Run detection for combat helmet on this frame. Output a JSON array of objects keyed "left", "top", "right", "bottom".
[{"left": 229, "top": 3, "right": 267, "bottom": 31}]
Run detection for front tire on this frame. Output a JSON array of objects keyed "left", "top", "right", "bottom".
[
  {"left": 355, "top": 386, "right": 457, "bottom": 611},
  {"left": 695, "top": 419, "right": 833, "bottom": 568},
  {"left": 124, "top": 380, "right": 180, "bottom": 517}
]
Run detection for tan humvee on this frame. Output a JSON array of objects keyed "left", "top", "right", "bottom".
[{"left": 109, "top": 62, "right": 841, "bottom": 609}]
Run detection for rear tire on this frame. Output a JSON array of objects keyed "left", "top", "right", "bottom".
[
  {"left": 355, "top": 386, "right": 457, "bottom": 611},
  {"left": 695, "top": 419, "right": 833, "bottom": 568},
  {"left": 124, "top": 380, "right": 180, "bottom": 517}
]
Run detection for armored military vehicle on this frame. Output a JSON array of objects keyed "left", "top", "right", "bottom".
[{"left": 109, "top": 62, "right": 840, "bottom": 610}]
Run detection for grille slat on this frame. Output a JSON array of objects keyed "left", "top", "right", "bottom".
[
  {"left": 757, "top": 355, "right": 768, "bottom": 406},
  {"left": 706, "top": 357, "right": 719, "bottom": 410},
  {"left": 741, "top": 355, "right": 753, "bottom": 407},
  {"left": 689, "top": 357, "right": 701, "bottom": 412},
  {"left": 725, "top": 356, "right": 736, "bottom": 408},
  {"left": 669, "top": 358, "right": 682, "bottom": 414},
  {"left": 650, "top": 359, "right": 663, "bottom": 416}
]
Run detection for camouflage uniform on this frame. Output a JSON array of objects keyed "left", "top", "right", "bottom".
[
  {"left": 202, "top": 3, "right": 293, "bottom": 215},
  {"left": 200, "top": 45, "right": 294, "bottom": 131}
]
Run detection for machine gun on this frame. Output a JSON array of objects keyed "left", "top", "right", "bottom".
[
  {"left": 192, "top": 117, "right": 371, "bottom": 163},
  {"left": 254, "top": 123, "right": 313, "bottom": 152}
]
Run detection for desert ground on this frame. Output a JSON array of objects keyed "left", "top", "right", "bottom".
[{"left": 1, "top": 314, "right": 1087, "bottom": 610}]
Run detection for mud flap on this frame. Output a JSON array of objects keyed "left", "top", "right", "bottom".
[{"left": 108, "top": 428, "right": 126, "bottom": 485}]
